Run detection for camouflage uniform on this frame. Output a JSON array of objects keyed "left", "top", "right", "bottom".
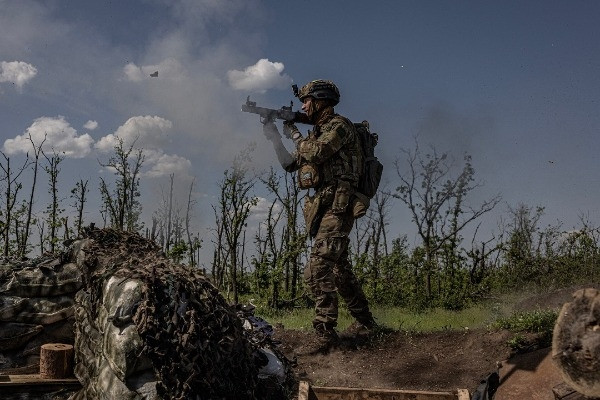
[{"left": 283, "top": 108, "right": 375, "bottom": 332}]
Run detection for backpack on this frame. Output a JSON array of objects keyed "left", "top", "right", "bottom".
[{"left": 354, "top": 120, "right": 383, "bottom": 198}]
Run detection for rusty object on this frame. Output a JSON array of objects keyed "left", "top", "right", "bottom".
[
  {"left": 552, "top": 288, "right": 600, "bottom": 398},
  {"left": 40, "top": 343, "right": 73, "bottom": 379},
  {"left": 298, "top": 381, "right": 471, "bottom": 400}
]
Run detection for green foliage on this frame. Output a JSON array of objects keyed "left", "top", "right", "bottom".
[
  {"left": 351, "top": 235, "right": 491, "bottom": 312},
  {"left": 494, "top": 205, "right": 600, "bottom": 292},
  {"left": 492, "top": 309, "right": 558, "bottom": 333},
  {"left": 167, "top": 240, "right": 188, "bottom": 263},
  {"left": 506, "top": 334, "right": 529, "bottom": 352},
  {"left": 249, "top": 167, "right": 306, "bottom": 308},
  {"left": 493, "top": 309, "right": 558, "bottom": 352}
]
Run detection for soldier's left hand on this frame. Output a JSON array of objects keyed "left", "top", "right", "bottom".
[
  {"left": 283, "top": 121, "right": 302, "bottom": 144},
  {"left": 263, "top": 121, "right": 280, "bottom": 141}
]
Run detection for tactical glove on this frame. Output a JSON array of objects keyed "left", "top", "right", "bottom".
[
  {"left": 262, "top": 121, "right": 280, "bottom": 141},
  {"left": 283, "top": 121, "right": 303, "bottom": 145}
]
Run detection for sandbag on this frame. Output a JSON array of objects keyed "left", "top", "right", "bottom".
[
  {"left": 0, "top": 322, "right": 43, "bottom": 351},
  {"left": 0, "top": 261, "right": 82, "bottom": 297},
  {"left": 95, "top": 359, "right": 142, "bottom": 400},
  {"left": 4, "top": 296, "right": 74, "bottom": 324},
  {"left": 102, "top": 322, "right": 151, "bottom": 381},
  {"left": 0, "top": 296, "right": 26, "bottom": 320}
]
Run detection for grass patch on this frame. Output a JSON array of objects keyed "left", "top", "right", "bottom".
[
  {"left": 256, "top": 307, "right": 315, "bottom": 331},
  {"left": 253, "top": 292, "right": 559, "bottom": 336},
  {"left": 377, "top": 304, "right": 498, "bottom": 332},
  {"left": 256, "top": 300, "right": 516, "bottom": 332}
]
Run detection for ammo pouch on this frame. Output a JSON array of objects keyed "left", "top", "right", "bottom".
[
  {"left": 331, "top": 180, "right": 353, "bottom": 215},
  {"left": 298, "top": 163, "right": 321, "bottom": 189},
  {"left": 351, "top": 192, "right": 371, "bottom": 219},
  {"left": 303, "top": 194, "right": 322, "bottom": 237}
]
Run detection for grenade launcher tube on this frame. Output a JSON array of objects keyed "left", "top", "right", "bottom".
[{"left": 242, "top": 96, "right": 311, "bottom": 125}]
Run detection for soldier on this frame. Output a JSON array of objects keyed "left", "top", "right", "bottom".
[{"left": 263, "top": 79, "right": 377, "bottom": 352}]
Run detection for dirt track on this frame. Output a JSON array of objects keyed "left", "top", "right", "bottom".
[
  {"left": 275, "top": 284, "right": 600, "bottom": 398},
  {"left": 276, "top": 327, "right": 512, "bottom": 393}
]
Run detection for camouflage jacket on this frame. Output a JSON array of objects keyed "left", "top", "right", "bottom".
[{"left": 285, "top": 112, "right": 362, "bottom": 193}]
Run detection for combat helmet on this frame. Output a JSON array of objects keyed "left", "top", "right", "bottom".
[{"left": 294, "top": 80, "right": 340, "bottom": 106}]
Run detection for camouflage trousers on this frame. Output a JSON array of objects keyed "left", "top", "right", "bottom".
[{"left": 304, "top": 207, "right": 373, "bottom": 330}]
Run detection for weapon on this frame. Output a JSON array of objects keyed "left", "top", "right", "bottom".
[
  {"left": 242, "top": 96, "right": 310, "bottom": 125},
  {"left": 472, "top": 371, "right": 500, "bottom": 400}
]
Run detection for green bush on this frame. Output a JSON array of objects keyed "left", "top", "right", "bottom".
[{"left": 493, "top": 309, "right": 557, "bottom": 333}]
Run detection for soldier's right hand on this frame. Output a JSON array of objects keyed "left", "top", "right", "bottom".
[{"left": 262, "top": 121, "right": 280, "bottom": 141}]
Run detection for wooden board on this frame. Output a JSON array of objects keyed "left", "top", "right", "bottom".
[
  {"left": 0, "top": 374, "right": 80, "bottom": 387},
  {"left": 298, "top": 381, "right": 470, "bottom": 400},
  {"left": 553, "top": 382, "right": 587, "bottom": 400}
]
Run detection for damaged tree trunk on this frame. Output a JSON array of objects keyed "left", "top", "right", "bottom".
[{"left": 40, "top": 343, "right": 73, "bottom": 379}]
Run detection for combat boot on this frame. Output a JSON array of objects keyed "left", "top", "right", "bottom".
[
  {"left": 345, "top": 317, "right": 379, "bottom": 337},
  {"left": 300, "top": 324, "right": 339, "bottom": 355}
]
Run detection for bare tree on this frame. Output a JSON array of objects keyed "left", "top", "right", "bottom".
[
  {"left": 36, "top": 219, "right": 45, "bottom": 256},
  {"left": 151, "top": 173, "right": 194, "bottom": 260},
  {"left": 367, "top": 189, "right": 392, "bottom": 262},
  {"left": 99, "top": 138, "right": 145, "bottom": 231},
  {"left": 42, "top": 150, "right": 64, "bottom": 253},
  {"left": 0, "top": 152, "right": 28, "bottom": 257},
  {"left": 253, "top": 196, "right": 284, "bottom": 306},
  {"left": 465, "top": 224, "right": 501, "bottom": 286},
  {"left": 19, "top": 134, "right": 46, "bottom": 257},
  {"left": 211, "top": 207, "right": 227, "bottom": 287},
  {"left": 166, "top": 173, "right": 174, "bottom": 252},
  {"left": 212, "top": 147, "right": 257, "bottom": 303},
  {"left": 70, "top": 179, "right": 89, "bottom": 237},
  {"left": 260, "top": 168, "right": 306, "bottom": 299},
  {"left": 184, "top": 178, "right": 202, "bottom": 267},
  {"left": 394, "top": 138, "right": 501, "bottom": 298},
  {"left": 151, "top": 174, "right": 174, "bottom": 251}
]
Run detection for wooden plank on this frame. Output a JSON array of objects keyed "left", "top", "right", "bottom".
[
  {"left": 0, "top": 374, "right": 80, "bottom": 387},
  {"left": 457, "top": 388, "right": 471, "bottom": 400},
  {"left": 311, "top": 385, "right": 459, "bottom": 400},
  {"left": 298, "top": 381, "right": 310, "bottom": 400},
  {"left": 298, "top": 381, "right": 319, "bottom": 400}
]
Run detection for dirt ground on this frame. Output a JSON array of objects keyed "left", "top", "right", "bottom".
[
  {"left": 274, "top": 284, "right": 600, "bottom": 398},
  {"left": 275, "top": 327, "right": 512, "bottom": 392}
]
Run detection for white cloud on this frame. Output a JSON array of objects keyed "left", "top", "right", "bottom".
[
  {"left": 251, "top": 196, "right": 282, "bottom": 222},
  {"left": 96, "top": 115, "right": 191, "bottom": 178},
  {"left": 3, "top": 116, "right": 93, "bottom": 158},
  {"left": 123, "top": 63, "right": 145, "bottom": 82},
  {"left": 0, "top": 61, "right": 37, "bottom": 88},
  {"left": 95, "top": 115, "right": 173, "bottom": 152},
  {"left": 227, "top": 58, "right": 292, "bottom": 92},
  {"left": 83, "top": 120, "right": 98, "bottom": 130},
  {"left": 123, "top": 58, "right": 185, "bottom": 82},
  {"left": 144, "top": 151, "right": 192, "bottom": 178}
]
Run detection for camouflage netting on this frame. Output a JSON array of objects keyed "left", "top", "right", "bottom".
[
  {"left": 1, "top": 228, "right": 296, "bottom": 400},
  {"left": 71, "top": 228, "right": 289, "bottom": 400},
  {"left": 0, "top": 255, "right": 79, "bottom": 374}
]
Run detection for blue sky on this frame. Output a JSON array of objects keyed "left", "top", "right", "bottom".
[{"left": 1, "top": 0, "right": 600, "bottom": 254}]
